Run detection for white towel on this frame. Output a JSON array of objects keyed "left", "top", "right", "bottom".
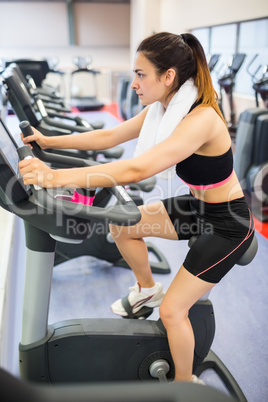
[{"left": 134, "top": 78, "right": 198, "bottom": 179}]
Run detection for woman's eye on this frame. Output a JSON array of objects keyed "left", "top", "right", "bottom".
[{"left": 138, "top": 73, "right": 143, "bottom": 78}]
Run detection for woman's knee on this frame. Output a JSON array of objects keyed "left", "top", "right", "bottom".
[
  {"left": 109, "top": 223, "right": 138, "bottom": 243},
  {"left": 159, "top": 299, "right": 188, "bottom": 328},
  {"left": 109, "top": 223, "right": 126, "bottom": 241}
]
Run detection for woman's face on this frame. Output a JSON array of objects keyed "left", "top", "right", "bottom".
[{"left": 130, "top": 52, "right": 169, "bottom": 107}]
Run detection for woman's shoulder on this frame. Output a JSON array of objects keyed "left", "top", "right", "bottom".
[
  {"left": 178, "top": 104, "right": 228, "bottom": 147},
  {"left": 186, "top": 104, "right": 226, "bottom": 128}
]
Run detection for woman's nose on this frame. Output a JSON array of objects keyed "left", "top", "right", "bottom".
[{"left": 130, "top": 78, "right": 138, "bottom": 90}]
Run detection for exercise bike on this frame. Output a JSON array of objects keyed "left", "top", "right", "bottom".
[
  {"left": 1, "top": 62, "right": 170, "bottom": 273},
  {"left": 4, "top": 57, "right": 67, "bottom": 104},
  {"left": 0, "top": 119, "right": 257, "bottom": 401},
  {"left": 246, "top": 53, "right": 268, "bottom": 109},
  {"left": 208, "top": 54, "right": 221, "bottom": 73},
  {"left": 117, "top": 76, "right": 143, "bottom": 121},
  {"left": 0, "top": 364, "right": 237, "bottom": 402},
  {"left": 1, "top": 63, "right": 104, "bottom": 132},
  {"left": 217, "top": 53, "right": 246, "bottom": 135},
  {"left": 234, "top": 55, "right": 268, "bottom": 222},
  {"left": 14, "top": 119, "right": 170, "bottom": 275},
  {"left": 0, "top": 63, "right": 123, "bottom": 164}
]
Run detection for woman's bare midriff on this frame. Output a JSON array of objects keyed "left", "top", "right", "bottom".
[{"left": 190, "top": 171, "right": 244, "bottom": 203}]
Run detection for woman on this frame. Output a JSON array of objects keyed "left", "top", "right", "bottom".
[{"left": 19, "top": 32, "right": 254, "bottom": 384}]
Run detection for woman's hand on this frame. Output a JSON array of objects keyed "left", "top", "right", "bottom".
[
  {"left": 20, "top": 127, "right": 49, "bottom": 150},
  {"left": 19, "top": 158, "right": 56, "bottom": 188}
]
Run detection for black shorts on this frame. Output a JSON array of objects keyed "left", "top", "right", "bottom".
[{"left": 162, "top": 193, "right": 255, "bottom": 283}]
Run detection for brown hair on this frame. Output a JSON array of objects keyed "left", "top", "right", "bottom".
[{"left": 137, "top": 32, "right": 224, "bottom": 120}]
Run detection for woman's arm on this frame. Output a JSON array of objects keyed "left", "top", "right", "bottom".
[
  {"left": 22, "top": 107, "right": 149, "bottom": 151},
  {"left": 19, "top": 107, "right": 217, "bottom": 190}
]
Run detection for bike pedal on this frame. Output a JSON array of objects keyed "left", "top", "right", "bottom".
[{"left": 123, "top": 306, "right": 154, "bottom": 320}]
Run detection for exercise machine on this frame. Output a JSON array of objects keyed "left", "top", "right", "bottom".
[
  {"left": 0, "top": 64, "right": 168, "bottom": 271},
  {"left": 247, "top": 54, "right": 268, "bottom": 109},
  {"left": 14, "top": 62, "right": 105, "bottom": 130},
  {"left": 26, "top": 73, "right": 72, "bottom": 115},
  {"left": 117, "top": 75, "right": 143, "bottom": 121},
  {"left": 117, "top": 76, "right": 131, "bottom": 120},
  {"left": 0, "top": 366, "right": 237, "bottom": 402},
  {"left": 1, "top": 63, "right": 104, "bottom": 131},
  {"left": 217, "top": 53, "right": 246, "bottom": 134},
  {"left": 0, "top": 63, "right": 123, "bottom": 163},
  {"left": 234, "top": 108, "right": 268, "bottom": 222},
  {"left": 5, "top": 62, "right": 72, "bottom": 115},
  {"left": 234, "top": 56, "right": 268, "bottom": 222},
  {"left": 208, "top": 54, "right": 221, "bottom": 72},
  {"left": 1, "top": 64, "right": 169, "bottom": 273},
  {"left": 20, "top": 120, "right": 170, "bottom": 274},
  {"left": 0, "top": 119, "right": 256, "bottom": 401},
  {"left": 17, "top": 120, "right": 169, "bottom": 274},
  {"left": 5, "top": 57, "right": 66, "bottom": 102},
  {"left": 0, "top": 119, "right": 212, "bottom": 383},
  {"left": 70, "top": 56, "right": 104, "bottom": 111}
]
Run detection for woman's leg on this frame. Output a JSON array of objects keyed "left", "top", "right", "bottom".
[
  {"left": 159, "top": 266, "right": 215, "bottom": 382},
  {"left": 110, "top": 199, "right": 214, "bottom": 380},
  {"left": 109, "top": 201, "right": 178, "bottom": 288}
]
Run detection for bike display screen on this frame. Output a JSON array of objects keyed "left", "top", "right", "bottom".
[
  {"left": 0, "top": 120, "right": 20, "bottom": 175},
  {"left": 0, "top": 119, "right": 30, "bottom": 205}
]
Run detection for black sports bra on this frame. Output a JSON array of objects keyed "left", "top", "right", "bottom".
[
  {"left": 175, "top": 100, "right": 234, "bottom": 189},
  {"left": 175, "top": 147, "right": 234, "bottom": 189}
]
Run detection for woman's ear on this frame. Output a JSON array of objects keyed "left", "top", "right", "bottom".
[{"left": 164, "top": 68, "right": 176, "bottom": 87}]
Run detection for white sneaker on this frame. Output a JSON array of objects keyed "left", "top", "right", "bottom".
[
  {"left": 111, "top": 282, "right": 165, "bottom": 317},
  {"left": 191, "top": 374, "right": 205, "bottom": 385}
]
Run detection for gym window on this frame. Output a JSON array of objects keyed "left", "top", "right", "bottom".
[{"left": 191, "top": 17, "right": 268, "bottom": 96}]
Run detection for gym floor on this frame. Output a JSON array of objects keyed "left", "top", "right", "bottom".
[{"left": 5, "top": 109, "right": 268, "bottom": 402}]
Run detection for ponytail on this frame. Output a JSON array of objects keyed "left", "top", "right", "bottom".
[{"left": 181, "top": 33, "right": 225, "bottom": 122}]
